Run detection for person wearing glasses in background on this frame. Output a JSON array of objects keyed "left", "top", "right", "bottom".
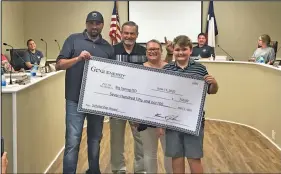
[
  {"left": 135, "top": 39, "right": 172, "bottom": 173},
  {"left": 249, "top": 34, "right": 275, "bottom": 64}
]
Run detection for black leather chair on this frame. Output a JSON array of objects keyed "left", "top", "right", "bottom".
[
  {"left": 269, "top": 41, "right": 278, "bottom": 61},
  {"left": 9, "top": 49, "right": 27, "bottom": 71}
]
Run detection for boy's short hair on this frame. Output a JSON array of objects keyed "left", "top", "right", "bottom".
[{"left": 173, "top": 35, "right": 193, "bottom": 50}]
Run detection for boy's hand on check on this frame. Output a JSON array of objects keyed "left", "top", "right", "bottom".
[{"left": 204, "top": 75, "right": 217, "bottom": 85}]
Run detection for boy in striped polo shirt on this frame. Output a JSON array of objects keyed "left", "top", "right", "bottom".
[{"left": 163, "top": 35, "right": 219, "bottom": 173}]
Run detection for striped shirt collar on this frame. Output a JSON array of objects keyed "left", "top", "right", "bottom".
[
  {"left": 115, "top": 41, "right": 143, "bottom": 55},
  {"left": 173, "top": 58, "right": 195, "bottom": 69}
]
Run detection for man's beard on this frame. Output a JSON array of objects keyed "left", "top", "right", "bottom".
[
  {"left": 123, "top": 39, "right": 135, "bottom": 46},
  {"left": 89, "top": 30, "right": 100, "bottom": 38}
]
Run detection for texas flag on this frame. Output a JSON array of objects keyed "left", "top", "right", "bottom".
[{"left": 206, "top": 1, "right": 218, "bottom": 47}]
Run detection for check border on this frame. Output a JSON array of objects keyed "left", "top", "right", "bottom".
[{"left": 77, "top": 56, "right": 208, "bottom": 136}]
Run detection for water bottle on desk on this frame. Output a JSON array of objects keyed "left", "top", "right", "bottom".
[
  {"left": 31, "top": 63, "right": 38, "bottom": 77},
  {"left": 1, "top": 72, "right": 6, "bottom": 87},
  {"left": 256, "top": 56, "right": 265, "bottom": 63}
]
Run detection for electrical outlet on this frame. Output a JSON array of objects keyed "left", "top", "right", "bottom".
[{"left": 272, "top": 130, "right": 276, "bottom": 140}]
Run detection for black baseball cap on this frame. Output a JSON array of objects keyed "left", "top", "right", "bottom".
[{"left": 86, "top": 11, "right": 104, "bottom": 23}]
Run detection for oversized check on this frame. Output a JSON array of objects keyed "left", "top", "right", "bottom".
[{"left": 77, "top": 56, "right": 208, "bottom": 136}]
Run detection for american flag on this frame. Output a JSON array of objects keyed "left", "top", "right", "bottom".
[{"left": 109, "top": 1, "right": 121, "bottom": 45}]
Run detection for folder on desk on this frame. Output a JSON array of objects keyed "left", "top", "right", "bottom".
[{"left": 39, "top": 57, "right": 47, "bottom": 67}]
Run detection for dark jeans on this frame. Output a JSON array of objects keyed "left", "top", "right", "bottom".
[{"left": 63, "top": 100, "right": 104, "bottom": 174}]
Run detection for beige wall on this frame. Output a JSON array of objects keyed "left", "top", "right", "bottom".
[
  {"left": 2, "top": 1, "right": 281, "bottom": 61},
  {"left": 23, "top": 1, "right": 128, "bottom": 60},
  {"left": 204, "top": 1, "right": 281, "bottom": 60},
  {"left": 1, "top": 2, "right": 25, "bottom": 59}
]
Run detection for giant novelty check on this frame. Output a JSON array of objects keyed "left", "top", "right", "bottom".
[{"left": 77, "top": 56, "right": 208, "bottom": 136}]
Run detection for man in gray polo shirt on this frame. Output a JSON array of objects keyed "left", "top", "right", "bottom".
[{"left": 56, "top": 11, "right": 114, "bottom": 174}]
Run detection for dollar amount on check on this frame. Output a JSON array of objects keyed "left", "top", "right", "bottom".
[{"left": 78, "top": 56, "right": 208, "bottom": 136}]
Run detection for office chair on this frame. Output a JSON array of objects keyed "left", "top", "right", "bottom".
[
  {"left": 270, "top": 41, "right": 278, "bottom": 65},
  {"left": 269, "top": 41, "right": 278, "bottom": 55},
  {"left": 9, "top": 49, "right": 27, "bottom": 71}
]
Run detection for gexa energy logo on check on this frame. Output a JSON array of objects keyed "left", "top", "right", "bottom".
[{"left": 91, "top": 65, "right": 126, "bottom": 79}]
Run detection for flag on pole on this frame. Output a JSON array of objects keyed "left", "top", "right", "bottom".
[
  {"left": 206, "top": 1, "right": 218, "bottom": 47},
  {"left": 109, "top": 1, "right": 121, "bottom": 45}
]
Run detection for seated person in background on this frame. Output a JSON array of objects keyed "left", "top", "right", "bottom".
[
  {"left": 23, "top": 39, "right": 44, "bottom": 70},
  {"left": 190, "top": 33, "right": 215, "bottom": 59},
  {"left": 1, "top": 54, "right": 14, "bottom": 73},
  {"left": 249, "top": 34, "right": 275, "bottom": 64},
  {"left": 164, "top": 33, "right": 215, "bottom": 62},
  {"left": 1, "top": 54, "right": 24, "bottom": 73}
]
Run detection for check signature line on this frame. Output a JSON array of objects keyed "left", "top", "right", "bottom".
[
  {"left": 154, "top": 113, "right": 180, "bottom": 121},
  {"left": 146, "top": 116, "right": 190, "bottom": 128},
  {"left": 151, "top": 89, "right": 183, "bottom": 96}
]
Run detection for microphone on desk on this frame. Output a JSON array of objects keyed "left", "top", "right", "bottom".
[
  {"left": 40, "top": 38, "right": 48, "bottom": 59},
  {"left": 3, "top": 43, "right": 14, "bottom": 85},
  {"left": 54, "top": 39, "right": 61, "bottom": 52},
  {"left": 40, "top": 38, "right": 48, "bottom": 72},
  {"left": 217, "top": 45, "right": 235, "bottom": 61},
  {"left": 277, "top": 46, "right": 281, "bottom": 53}
]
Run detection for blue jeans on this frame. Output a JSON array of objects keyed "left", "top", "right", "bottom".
[{"left": 63, "top": 100, "right": 104, "bottom": 174}]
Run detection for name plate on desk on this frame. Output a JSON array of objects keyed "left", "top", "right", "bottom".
[{"left": 78, "top": 56, "right": 208, "bottom": 136}]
